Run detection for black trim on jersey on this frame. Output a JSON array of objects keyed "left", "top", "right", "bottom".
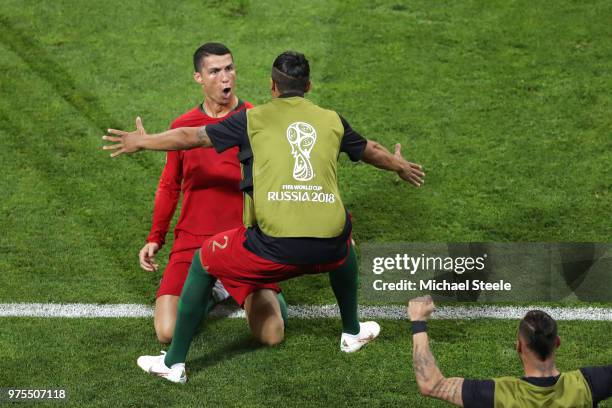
[
  {"left": 522, "top": 375, "right": 561, "bottom": 387},
  {"left": 237, "top": 147, "right": 253, "bottom": 162},
  {"left": 198, "top": 98, "right": 245, "bottom": 115},
  {"left": 205, "top": 99, "right": 367, "bottom": 264},
  {"left": 239, "top": 178, "right": 253, "bottom": 191},
  {"left": 244, "top": 211, "right": 352, "bottom": 265},
  {"left": 237, "top": 143, "right": 254, "bottom": 193},
  {"left": 339, "top": 115, "right": 367, "bottom": 162},
  {"left": 279, "top": 91, "right": 304, "bottom": 98},
  {"left": 207, "top": 109, "right": 248, "bottom": 154},
  {"left": 462, "top": 379, "right": 494, "bottom": 408},
  {"left": 581, "top": 366, "right": 612, "bottom": 407}
]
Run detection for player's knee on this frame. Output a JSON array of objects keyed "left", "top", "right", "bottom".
[
  {"left": 156, "top": 331, "right": 172, "bottom": 344},
  {"left": 155, "top": 325, "right": 174, "bottom": 344},
  {"left": 257, "top": 319, "right": 284, "bottom": 346},
  {"left": 259, "top": 331, "right": 284, "bottom": 347},
  {"left": 154, "top": 295, "right": 179, "bottom": 344}
]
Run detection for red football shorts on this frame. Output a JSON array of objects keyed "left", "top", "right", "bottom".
[
  {"left": 200, "top": 226, "right": 349, "bottom": 306},
  {"left": 156, "top": 231, "right": 209, "bottom": 297}
]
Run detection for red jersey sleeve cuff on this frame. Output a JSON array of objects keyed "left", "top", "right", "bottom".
[{"left": 146, "top": 233, "right": 165, "bottom": 248}]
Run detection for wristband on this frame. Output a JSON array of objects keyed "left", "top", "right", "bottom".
[{"left": 411, "top": 321, "right": 427, "bottom": 334}]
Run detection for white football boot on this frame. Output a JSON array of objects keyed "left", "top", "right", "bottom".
[
  {"left": 340, "top": 321, "right": 381, "bottom": 353},
  {"left": 136, "top": 351, "right": 187, "bottom": 384}
]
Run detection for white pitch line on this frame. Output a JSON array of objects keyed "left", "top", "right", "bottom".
[{"left": 0, "top": 303, "right": 611, "bottom": 321}]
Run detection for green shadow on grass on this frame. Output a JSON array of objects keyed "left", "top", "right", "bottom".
[{"left": 188, "top": 335, "right": 263, "bottom": 372}]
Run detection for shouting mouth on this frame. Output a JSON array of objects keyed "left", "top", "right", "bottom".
[{"left": 222, "top": 87, "right": 232, "bottom": 98}]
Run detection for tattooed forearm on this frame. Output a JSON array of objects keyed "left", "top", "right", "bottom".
[
  {"left": 413, "top": 343, "right": 438, "bottom": 383},
  {"left": 412, "top": 333, "right": 464, "bottom": 407},
  {"left": 196, "top": 126, "right": 211, "bottom": 146},
  {"left": 430, "top": 377, "right": 464, "bottom": 405}
]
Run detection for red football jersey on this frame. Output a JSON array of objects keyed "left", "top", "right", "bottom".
[{"left": 146, "top": 101, "right": 252, "bottom": 246}]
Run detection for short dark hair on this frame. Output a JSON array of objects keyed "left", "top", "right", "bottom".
[
  {"left": 518, "top": 310, "right": 558, "bottom": 361},
  {"left": 193, "top": 42, "right": 232, "bottom": 72},
  {"left": 271, "top": 51, "right": 310, "bottom": 94}
]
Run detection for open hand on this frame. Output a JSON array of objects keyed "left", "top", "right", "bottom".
[
  {"left": 102, "top": 117, "right": 147, "bottom": 157},
  {"left": 394, "top": 143, "right": 425, "bottom": 187}
]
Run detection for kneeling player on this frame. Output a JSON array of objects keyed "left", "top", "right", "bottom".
[{"left": 136, "top": 42, "right": 285, "bottom": 343}]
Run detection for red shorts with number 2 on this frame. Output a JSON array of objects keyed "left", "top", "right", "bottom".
[{"left": 200, "top": 226, "right": 349, "bottom": 306}]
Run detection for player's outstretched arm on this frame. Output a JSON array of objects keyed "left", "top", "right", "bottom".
[
  {"left": 102, "top": 117, "right": 212, "bottom": 157},
  {"left": 409, "top": 296, "right": 464, "bottom": 407},
  {"left": 361, "top": 140, "right": 425, "bottom": 187}
]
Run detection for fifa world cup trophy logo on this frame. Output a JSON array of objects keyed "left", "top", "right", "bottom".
[{"left": 286, "top": 122, "right": 317, "bottom": 181}]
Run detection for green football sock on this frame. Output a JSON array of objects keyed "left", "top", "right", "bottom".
[
  {"left": 205, "top": 295, "right": 217, "bottom": 314},
  {"left": 328, "top": 244, "right": 360, "bottom": 335},
  {"left": 277, "top": 291, "right": 288, "bottom": 327},
  {"left": 164, "top": 250, "right": 215, "bottom": 367}
]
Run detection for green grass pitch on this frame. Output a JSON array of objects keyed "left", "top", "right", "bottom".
[
  {"left": 0, "top": 0, "right": 610, "bottom": 406},
  {"left": 2, "top": 318, "right": 611, "bottom": 407}
]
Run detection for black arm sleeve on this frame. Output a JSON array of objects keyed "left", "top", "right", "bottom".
[
  {"left": 205, "top": 109, "right": 248, "bottom": 153},
  {"left": 580, "top": 366, "right": 612, "bottom": 406},
  {"left": 462, "top": 379, "right": 495, "bottom": 408},
  {"left": 339, "top": 115, "right": 367, "bottom": 162}
]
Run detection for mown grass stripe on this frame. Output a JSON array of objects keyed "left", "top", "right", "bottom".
[{"left": 1, "top": 303, "right": 611, "bottom": 321}]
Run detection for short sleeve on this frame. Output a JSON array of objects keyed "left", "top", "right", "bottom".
[
  {"left": 462, "top": 379, "right": 495, "bottom": 408},
  {"left": 339, "top": 115, "right": 367, "bottom": 162},
  {"left": 580, "top": 366, "right": 612, "bottom": 406},
  {"left": 206, "top": 109, "right": 248, "bottom": 153}
]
